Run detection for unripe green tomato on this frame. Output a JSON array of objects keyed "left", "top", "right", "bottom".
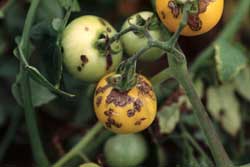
[
  {"left": 120, "top": 11, "right": 164, "bottom": 62},
  {"left": 62, "top": 15, "right": 123, "bottom": 82},
  {"left": 79, "top": 163, "right": 100, "bottom": 167},
  {"left": 104, "top": 134, "right": 148, "bottom": 167}
]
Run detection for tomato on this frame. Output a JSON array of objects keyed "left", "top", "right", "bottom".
[
  {"left": 61, "top": 16, "right": 123, "bottom": 82},
  {"left": 79, "top": 163, "right": 100, "bottom": 167},
  {"left": 94, "top": 73, "right": 157, "bottom": 134},
  {"left": 156, "top": 0, "right": 224, "bottom": 36},
  {"left": 120, "top": 11, "right": 165, "bottom": 62},
  {"left": 104, "top": 134, "right": 148, "bottom": 167}
]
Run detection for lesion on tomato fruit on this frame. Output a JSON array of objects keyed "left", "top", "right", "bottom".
[{"left": 167, "top": 0, "right": 214, "bottom": 31}]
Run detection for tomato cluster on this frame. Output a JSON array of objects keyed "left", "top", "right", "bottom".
[{"left": 62, "top": 0, "right": 223, "bottom": 134}]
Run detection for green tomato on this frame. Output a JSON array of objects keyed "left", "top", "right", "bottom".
[
  {"left": 62, "top": 15, "right": 123, "bottom": 82},
  {"left": 120, "top": 11, "right": 164, "bottom": 62},
  {"left": 104, "top": 134, "right": 148, "bottom": 167},
  {"left": 79, "top": 163, "right": 100, "bottom": 167}
]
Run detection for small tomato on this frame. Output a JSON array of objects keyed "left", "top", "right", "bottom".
[
  {"left": 120, "top": 11, "right": 165, "bottom": 62},
  {"left": 104, "top": 134, "right": 148, "bottom": 167},
  {"left": 94, "top": 73, "right": 157, "bottom": 134},
  {"left": 156, "top": 0, "right": 224, "bottom": 36},
  {"left": 62, "top": 15, "right": 123, "bottom": 82}
]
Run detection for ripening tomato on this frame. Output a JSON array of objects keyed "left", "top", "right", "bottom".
[
  {"left": 156, "top": 0, "right": 224, "bottom": 36},
  {"left": 120, "top": 11, "right": 165, "bottom": 61},
  {"left": 62, "top": 15, "right": 122, "bottom": 82},
  {"left": 93, "top": 73, "right": 157, "bottom": 134}
]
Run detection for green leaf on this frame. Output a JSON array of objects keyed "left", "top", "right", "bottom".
[
  {"left": 214, "top": 40, "right": 247, "bottom": 82},
  {"left": 0, "top": 11, "right": 4, "bottom": 18},
  {"left": 234, "top": 66, "right": 250, "bottom": 101},
  {"left": 30, "top": 21, "right": 63, "bottom": 86},
  {"left": 11, "top": 73, "right": 23, "bottom": 106},
  {"left": 37, "top": 0, "right": 63, "bottom": 21},
  {"left": 58, "top": 0, "right": 80, "bottom": 11},
  {"left": 26, "top": 66, "right": 75, "bottom": 98},
  {"left": 207, "top": 84, "right": 241, "bottom": 136},
  {"left": 157, "top": 103, "right": 180, "bottom": 135},
  {"left": 30, "top": 79, "right": 57, "bottom": 107}
]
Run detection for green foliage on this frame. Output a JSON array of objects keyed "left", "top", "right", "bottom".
[
  {"left": 158, "top": 102, "right": 180, "bottom": 135},
  {"left": 207, "top": 84, "right": 241, "bottom": 136},
  {"left": 58, "top": 0, "right": 80, "bottom": 11},
  {"left": 215, "top": 40, "right": 247, "bottom": 82}
]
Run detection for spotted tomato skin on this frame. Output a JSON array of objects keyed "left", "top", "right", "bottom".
[
  {"left": 94, "top": 73, "right": 157, "bottom": 134},
  {"left": 156, "top": 0, "right": 224, "bottom": 36},
  {"left": 61, "top": 15, "right": 122, "bottom": 82}
]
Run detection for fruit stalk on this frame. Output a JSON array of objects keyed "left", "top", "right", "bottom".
[{"left": 17, "top": 0, "right": 51, "bottom": 166}]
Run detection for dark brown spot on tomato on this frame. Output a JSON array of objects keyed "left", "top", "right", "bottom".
[
  {"left": 80, "top": 55, "right": 88, "bottom": 64},
  {"left": 168, "top": 0, "right": 180, "bottom": 18},
  {"left": 84, "top": 27, "right": 89, "bottom": 31},
  {"left": 161, "top": 11, "right": 166, "bottom": 19},
  {"left": 137, "top": 77, "right": 152, "bottom": 95},
  {"left": 106, "top": 89, "right": 134, "bottom": 107},
  {"left": 106, "top": 27, "right": 112, "bottom": 32},
  {"left": 104, "top": 108, "right": 114, "bottom": 117},
  {"left": 95, "top": 84, "right": 111, "bottom": 95},
  {"left": 134, "top": 117, "right": 147, "bottom": 126},
  {"left": 134, "top": 99, "right": 143, "bottom": 112},
  {"left": 127, "top": 109, "right": 135, "bottom": 117},
  {"left": 188, "top": 15, "right": 202, "bottom": 31},
  {"left": 105, "top": 117, "right": 122, "bottom": 129},
  {"left": 106, "top": 53, "right": 113, "bottom": 71},
  {"left": 96, "top": 96, "right": 102, "bottom": 107},
  {"left": 77, "top": 66, "right": 82, "bottom": 72}
]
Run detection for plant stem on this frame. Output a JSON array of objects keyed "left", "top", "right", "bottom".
[
  {"left": 18, "top": 0, "right": 50, "bottom": 166},
  {"left": 151, "top": 68, "right": 173, "bottom": 86},
  {"left": 0, "top": 110, "right": 22, "bottom": 161},
  {"left": 181, "top": 123, "right": 214, "bottom": 167},
  {"left": 20, "top": 71, "right": 50, "bottom": 167},
  {"left": 191, "top": 0, "right": 250, "bottom": 73},
  {"left": 53, "top": 122, "right": 103, "bottom": 167},
  {"left": 168, "top": 55, "right": 234, "bottom": 167}
]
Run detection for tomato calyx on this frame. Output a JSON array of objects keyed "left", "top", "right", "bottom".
[{"left": 108, "top": 59, "right": 138, "bottom": 92}]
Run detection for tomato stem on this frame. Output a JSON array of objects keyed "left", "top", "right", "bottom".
[
  {"left": 53, "top": 122, "right": 104, "bottom": 167},
  {"left": 17, "top": 0, "right": 51, "bottom": 166}
]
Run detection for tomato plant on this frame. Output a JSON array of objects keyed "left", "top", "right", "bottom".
[{"left": 1, "top": 0, "right": 250, "bottom": 167}]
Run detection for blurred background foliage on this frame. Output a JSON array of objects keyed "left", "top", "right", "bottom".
[{"left": 0, "top": 0, "right": 250, "bottom": 166}]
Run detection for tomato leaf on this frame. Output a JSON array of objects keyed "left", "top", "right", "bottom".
[
  {"left": 157, "top": 103, "right": 180, "bottom": 135},
  {"left": 207, "top": 84, "right": 241, "bottom": 136},
  {"left": 30, "top": 79, "right": 57, "bottom": 107},
  {"left": 214, "top": 40, "right": 247, "bottom": 82},
  {"left": 234, "top": 66, "right": 250, "bottom": 101},
  {"left": 57, "top": 0, "right": 80, "bottom": 12},
  {"left": 26, "top": 66, "right": 75, "bottom": 98},
  {"left": 30, "top": 21, "right": 63, "bottom": 86}
]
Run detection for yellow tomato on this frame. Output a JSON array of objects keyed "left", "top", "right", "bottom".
[
  {"left": 94, "top": 73, "right": 157, "bottom": 134},
  {"left": 156, "top": 0, "right": 224, "bottom": 36}
]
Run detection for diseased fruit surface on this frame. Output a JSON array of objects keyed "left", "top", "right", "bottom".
[
  {"left": 94, "top": 73, "right": 157, "bottom": 134},
  {"left": 120, "top": 11, "right": 164, "bottom": 62},
  {"left": 62, "top": 15, "right": 122, "bottom": 82},
  {"left": 104, "top": 134, "right": 148, "bottom": 167},
  {"left": 156, "top": 0, "right": 224, "bottom": 36}
]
